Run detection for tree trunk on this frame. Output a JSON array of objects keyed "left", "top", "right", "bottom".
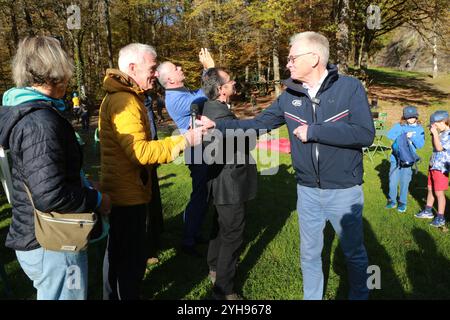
[
  {"left": 257, "top": 45, "right": 263, "bottom": 82},
  {"left": 103, "top": 0, "right": 114, "bottom": 68},
  {"left": 431, "top": 2, "right": 438, "bottom": 79},
  {"left": 432, "top": 33, "right": 438, "bottom": 78},
  {"left": 336, "top": 0, "right": 349, "bottom": 74},
  {"left": 245, "top": 65, "right": 249, "bottom": 83},
  {"left": 22, "top": 1, "right": 35, "bottom": 36},
  {"left": 73, "top": 30, "right": 86, "bottom": 99},
  {"left": 9, "top": 1, "right": 19, "bottom": 47},
  {"left": 272, "top": 26, "right": 281, "bottom": 97},
  {"left": 355, "top": 33, "right": 365, "bottom": 69}
]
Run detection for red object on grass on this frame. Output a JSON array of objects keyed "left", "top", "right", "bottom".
[{"left": 256, "top": 138, "right": 291, "bottom": 154}]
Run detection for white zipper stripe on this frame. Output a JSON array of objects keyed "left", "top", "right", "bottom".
[
  {"left": 284, "top": 112, "right": 307, "bottom": 123},
  {"left": 324, "top": 109, "right": 349, "bottom": 122}
]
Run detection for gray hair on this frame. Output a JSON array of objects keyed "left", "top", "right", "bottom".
[
  {"left": 202, "top": 68, "right": 226, "bottom": 100},
  {"left": 290, "top": 31, "right": 329, "bottom": 66},
  {"left": 156, "top": 61, "right": 175, "bottom": 89},
  {"left": 12, "top": 36, "right": 73, "bottom": 87},
  {"left": 118, "top": 43, "right": 157, "bottom": 73}
]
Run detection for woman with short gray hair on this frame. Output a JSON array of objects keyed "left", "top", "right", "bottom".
[{"left": 0, "top": 36, "right": 110, "bottom": 300}]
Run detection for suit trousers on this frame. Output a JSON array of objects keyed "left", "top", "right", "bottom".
[{"left": 207, "top": 203, "right": 245, "bottom": 295}]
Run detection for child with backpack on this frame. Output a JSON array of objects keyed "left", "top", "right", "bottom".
[
  {"left": 386, "top": 106, "right": 425, "bottom": 213},
  {"left": 415, "top": 110, "right": 450, "bottom": 227}
]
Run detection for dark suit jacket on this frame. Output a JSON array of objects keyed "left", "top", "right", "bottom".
[{"left": 202, "top": 100, "right": 257, "bottom": 205}]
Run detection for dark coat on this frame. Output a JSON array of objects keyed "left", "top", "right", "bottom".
[
  {"left": 0, "top": 101, "right": 98, "bottom": 251},
  {"left": 202, "top": 100, "right": 257, "bottom": 205},
  {"left": 215, "top": 64, "right": 375, "bottom": 189}
]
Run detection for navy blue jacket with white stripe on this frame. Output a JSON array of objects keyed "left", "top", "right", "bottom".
[{"left": 215, "top": 64, "right": 375, "bottom": 189}]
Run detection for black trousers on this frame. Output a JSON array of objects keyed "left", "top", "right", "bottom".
[
  {"left": 207, "top": 203, "right": 246, "bottom": 295},
  {"left": 106, "top": 204, "right": 148, "bottom": 300},
  {"left": 147, "top": 168, "right": 163, "bottom": 258}
]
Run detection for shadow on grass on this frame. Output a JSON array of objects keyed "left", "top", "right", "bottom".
[
  {"left": 375, "top": 159, "right": 390, "bottom": 200},
  {"left": 235, "top": 163, "right": 296, "bottom": 297},
  {"left": 140, "top": 163, "right": 295, "bottom": 300},
  {"left": 406, "top": 228, "right": 450, "bottom": 298},
  {"left": 375, "top": 159, "right": 428, "bottom": 209},
  {"left": 323, "top": 214, "right": 406, "bottom": 299}
]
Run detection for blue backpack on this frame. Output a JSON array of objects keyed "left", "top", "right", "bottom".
[{"left": 392, "top": 132, "right": 420, "bottom": 170}]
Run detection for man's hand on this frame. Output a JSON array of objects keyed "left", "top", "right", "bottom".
[
  {"left": 197, "top": 115, "right": 216, "bottom": 130},
  {"left": 98, "top": 193, "right": 111, "bottom": 217},
  {"left": 430, "top": 124, "right": 439, "bottom": 136},
  {"left": 184, "top": 127, "right": 204, "bottom": 147},
  {"left": 293, "top": 124, "right": 309, "bottom": 142},
  {"left": 199, "top": 48, "right": 215, "bottom": 70}
]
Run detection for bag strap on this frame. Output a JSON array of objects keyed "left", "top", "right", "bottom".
[{"left": 22, "top": 183, "right": 37, "bottom": 210}]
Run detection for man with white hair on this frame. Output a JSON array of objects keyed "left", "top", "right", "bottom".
[
  {"left": 199, "top": 32, "right": 375, "bottom": 300},
  {"left": 157, "top": 49, "right": 214, "bottom": 256},
  {"left": 99, "top": 43, "right": 202, "bottom": 300}
]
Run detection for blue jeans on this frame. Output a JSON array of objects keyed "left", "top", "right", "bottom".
[
  {"left": 296, "top": 185, "right": 369, "bottom": 300},
  {"left": 388, "top": 161, "right": 413, "bottom": 205},
  {"left": 16, "top": 247, "right": 88, "bottom": 300}
]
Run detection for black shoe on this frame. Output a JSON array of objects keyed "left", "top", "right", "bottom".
[{"left": 180, "top": 245, "right": 203, "bottom": 258}]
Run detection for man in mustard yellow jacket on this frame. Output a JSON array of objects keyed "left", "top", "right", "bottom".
[{"left": 99, "top": 43, "right": 202, "bottom": 300}]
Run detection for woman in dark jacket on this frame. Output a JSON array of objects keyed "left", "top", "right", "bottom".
[
  {"left": 0, "top": 36, "right": 111, "bottom": 300},
  {"left": 201, "top": 68, "right": 257, "bottom": 300}
]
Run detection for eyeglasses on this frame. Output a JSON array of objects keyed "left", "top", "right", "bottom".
[{"left": 287, "top": 52, "right": 314, "bottom": 64}]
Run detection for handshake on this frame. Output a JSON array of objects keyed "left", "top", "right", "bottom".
[{"left": 183, "top": 116, "right": 217, "bottom": 147}]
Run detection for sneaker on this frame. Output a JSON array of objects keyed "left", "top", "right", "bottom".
[
  {"left": 385, "top": 201, "right": 397, "bottom": 209},
  {"left": 415, "top": 210, "right": 434, "bottom": 219},
  {"left": 208, "top": 270, "right": 216, "bottom": 285},
  {"left": 397, "top": 203, "right": 407, "bottom": 213},
  {"left": 430, "top": 216, "right": 446, "bottom": 228}
]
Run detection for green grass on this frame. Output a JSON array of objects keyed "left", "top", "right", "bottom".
[{"left": 1, "top": 69, "right": 449, "bottom": 300}]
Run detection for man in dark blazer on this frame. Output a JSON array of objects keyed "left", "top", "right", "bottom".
[{"left": 200, "top": 68, "right": 257, "bottom": 300}]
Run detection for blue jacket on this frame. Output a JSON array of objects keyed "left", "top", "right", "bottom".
[
  {"left": 215, "top": 64, "right": 375, "bottom": 189},
  {"left": 387, "top": 123, "right": 425, "bottom": 163},
  {"left": 165, "top": 87, "right": 207, "bottom": 130}
]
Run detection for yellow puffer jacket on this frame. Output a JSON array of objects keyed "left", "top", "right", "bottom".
[{"left": 99, "top": 69, "right": 187, "bottom": 206}]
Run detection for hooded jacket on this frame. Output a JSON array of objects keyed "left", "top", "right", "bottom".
[
  {"left": 99, "top": 69, "right": 187, "bottom": 206},
  {"left": 0, "top": 94, "right": 98, "bottom": 251},
  {"left": 215, "top": 64, "right": 375, "bottom": 189}
]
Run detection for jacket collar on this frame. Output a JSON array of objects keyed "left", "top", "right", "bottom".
[{"left": 103, "top": 68, "right": 145, "bottom": 101}]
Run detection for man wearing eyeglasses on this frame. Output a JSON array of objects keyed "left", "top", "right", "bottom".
[{"left": 199, "top": 31, "right": 375, "bottom": 300}]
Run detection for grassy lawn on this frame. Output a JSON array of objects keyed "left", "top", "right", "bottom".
[{"left": 0, "top": 67, "right": 449, "bottom": 300}]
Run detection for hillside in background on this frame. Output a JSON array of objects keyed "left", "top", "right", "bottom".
[{"left": 373, "top": 26, "right": 450, "bottom": 74}]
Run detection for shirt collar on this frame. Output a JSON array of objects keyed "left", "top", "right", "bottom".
[{"left": 302, "top": 70, "right": 329, "bottom": 91}]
